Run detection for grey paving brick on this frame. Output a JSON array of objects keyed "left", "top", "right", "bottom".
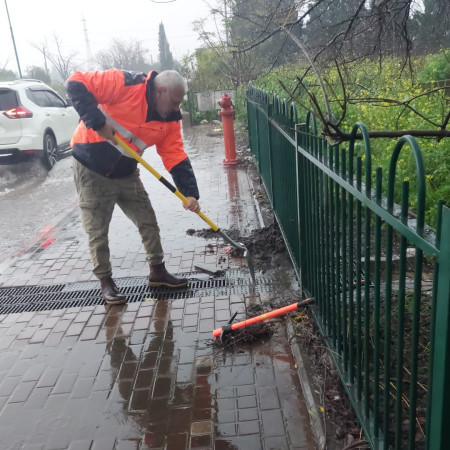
[
  {"left": 36, "top": 367, "right": 62, "bottom": 388},
  {"left": 256, "top": 365, "right": 276, "bottom": 387},
  {"left": 179, "top": 347, "right": 195, "bottom": 365},
  {"left": 264, "top": 436, "right": 289, "bottom": 449},
  {"left": 26, "top": 386, "right": 52, "bottom": 409},
  {"left": 70, "top": 377, "right": 95, "bottom": 399},
  {"left": 29, "top": 328, "right": 52, "bottom": 344},
  {"left": 0, "top": 335, "right": 15, "bottom": 350},
  {"left": 8, "top": 381, "right": 36, "bottom": 403},
  {"left": 69, "top": 440, "right": 93, "bottom": 450},
  {"left": 52, "top": 373, "right": 78, "bottom": 394},
  {"left": 0, "top": 377, "right": 19, "bottom": 397},
  {"left": 65, "top": 322, "right": 85, "bottom": 336},
  {"left": 44, "top": 331, "right": 65, "bottom": 347},
  {"left": 0, "top": 402, "right": 23, "bottom": 425},
  {"left": 261, "top": 409, "right": 285, "bottom": 437},
  {"left": 79, "top": 326, "right": 99, "bottom": 341}
]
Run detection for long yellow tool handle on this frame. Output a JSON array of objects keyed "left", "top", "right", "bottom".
[{"left": 115, "top": 135, "right": 219, "bottom": 232}]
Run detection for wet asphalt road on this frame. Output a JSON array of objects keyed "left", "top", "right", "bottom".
[{"left": 0, "top": 158, "right": 77, "bottom": 263}]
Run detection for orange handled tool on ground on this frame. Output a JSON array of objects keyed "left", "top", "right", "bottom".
[{"left": 213, "top": 297, "right": 315, "bottom": 339}]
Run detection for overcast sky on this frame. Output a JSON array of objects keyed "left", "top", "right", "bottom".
[{"left": 1, "top": 0, "right": 214, "bottom": 74}]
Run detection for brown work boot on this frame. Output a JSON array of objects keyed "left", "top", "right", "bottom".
[
  {"left": 100, "top": 277, "right": 127, "bottom": 305},
  {"left": 149, "top": 262, "right": 188, "bottom": 288}
]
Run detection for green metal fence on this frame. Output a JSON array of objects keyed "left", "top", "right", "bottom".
[{"left": 247, "top": 83, "right": 450, "bottom": 450}]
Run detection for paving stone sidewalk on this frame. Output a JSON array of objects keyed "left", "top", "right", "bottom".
[{"left": 0, "top": 125, "right": 317, "bottom": 449}]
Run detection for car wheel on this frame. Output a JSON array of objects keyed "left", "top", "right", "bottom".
[{"left": 42, "top": 133, "right": 57, "bottom": 169}]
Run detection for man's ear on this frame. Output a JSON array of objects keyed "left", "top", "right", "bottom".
[{"left": 155, "top": 85, "right": 166, "bottom": 96}]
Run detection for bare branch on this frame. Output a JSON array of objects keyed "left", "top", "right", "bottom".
[{"left": 282, "top": 26, "right": 334, "bottom": 123}]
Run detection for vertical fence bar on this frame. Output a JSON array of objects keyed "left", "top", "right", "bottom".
[
  {"left": 356, "top": 157, "right": 363, "bottom": 399},
  {"left": 254, "top": 101, "right": 260, "bottom": 170},
  {"left": 325, "top": 143, "right": 333, "bottom": 337},
  {"left": 428, "top": 206, "right": 450, "bottom": 450},
  {"left": 383, "top": 172, "right": 395, "bottom": 449},
  {"left": 373, "top": 168, "right": 382, "bottom": 438},
  {"left": 304, "top": 140, "right": 313, "bottom": 291},
  {"left": 408, "top": 235, "right": 424, "bottom": 449},
  {"left": 395, "top": 182, "right": 409, "bottom": 449},
  {"left": 348, "top": 145, "right": 355, "bottom": 383},
  {"left": 313, "top": 136, "right": 321, "bottom": 316},
  {"left": 295, "top": 124, "right": 303, "bottom": 285},
  {"left": 426, "top": 201, "right": 443, "bottom": 449},
  {"left": 319, "top": 139, "right": 327, "bottom": 330},
  {"left": 291, "top": 104, "right": 300, "bottom": 272},
  {"left": 335, "top": 146, "right": 342, "bottom": 355},
  {"left": 341, "top": 148, "right": 348, "bottom": 372},
  {"left": 311, "top": 130, "right": 318, "bottom": 300},
  {"left": 408, "top": 180, "right": 426, "bottom": 450},
  {"left": 330, "top": 147, "right": 337, "bottom": 349},
  {"left": 297, "top": 126, "right": 309, "bottom": 291},
  {"left": 268, "top": 101, "right": 275, "bottom": 210},
  {"left": 363, "top": 195, "right": 372, "bottom": 419},
  {"left": 305, "top": 114, "right": 316, "bottom": 294},
  {"left": 247, "top": 86, "right": 253, "bottom": 162}
]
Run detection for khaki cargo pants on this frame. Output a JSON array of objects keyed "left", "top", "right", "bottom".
[{"left": 73, "top": 158, "right": 164, "bottom": 279}]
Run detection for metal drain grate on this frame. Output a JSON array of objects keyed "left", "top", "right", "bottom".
[{"left": 0, "top": 272, "right": 274, "bottom": 314}]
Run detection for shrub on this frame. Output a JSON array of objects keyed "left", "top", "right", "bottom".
[{"left": 249, "top": 54, "right": 449, "bottom": 227}]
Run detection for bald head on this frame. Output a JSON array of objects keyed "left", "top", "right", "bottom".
[{"left": 154, "top": 70, "right": 188, "bottom": 94}]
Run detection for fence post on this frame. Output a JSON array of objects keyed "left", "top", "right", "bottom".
[
  {"left": 295, "top": 122, "right": 304, "bottom": 286},
  {"left": 428, "top": 205, "right": 450, "bottom": 450},
  {"left": 267, "top": 100, "right": 275, "bottom": 207},
  {"left": 186, "top": 91, "right": 196, "bottom": 125},
  {"left": 255, "top": 96, "right": 261, "bottom": 171}
]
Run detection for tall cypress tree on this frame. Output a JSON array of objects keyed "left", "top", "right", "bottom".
[{"left": 158, "top": 23, "right": 174, "bottom": 70}]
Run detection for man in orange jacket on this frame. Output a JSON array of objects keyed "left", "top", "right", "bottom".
[{"left": 66, "top": 69, "right": 200, "bottom": 305}]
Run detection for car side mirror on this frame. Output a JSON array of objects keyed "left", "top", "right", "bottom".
[{"left": 65, "top": 98, "right": 73, "bottom": 107}]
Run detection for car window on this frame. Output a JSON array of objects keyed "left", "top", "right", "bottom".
[
  {"left": 45, "top": 90, "right": 66, "bottom": 108},
  {"left": 0, "top": 89, "right": 19, "bottom": 111},
  {"left": 27, "top": 89, "right": 53, "bottom": 107}
]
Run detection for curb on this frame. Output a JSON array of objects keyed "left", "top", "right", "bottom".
[
  {"left": 250, "top": 177, "right": 266, "bottom": 229},
  {"left": 245, "top": 153, "right": 325, "bottom": 447},
  {"left": 287, "top": 319, "right": 327, "bottom": 449}
]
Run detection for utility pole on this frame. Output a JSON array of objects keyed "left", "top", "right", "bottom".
[
  {"left": 43, "top": 37, "right": 50, "bottom": 77},
  {"left": 224, "top": 0, "right": 230, "bottom": 47},
  {"left": 4, "top": 0, "right": 22, "bottom": 78},
  {"left": 82, "top": 15, "right": 94, "bottom": 70}
]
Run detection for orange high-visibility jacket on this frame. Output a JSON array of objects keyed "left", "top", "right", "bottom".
[{"left": 66, "top": 70, "right": 193, "bottom": 186}]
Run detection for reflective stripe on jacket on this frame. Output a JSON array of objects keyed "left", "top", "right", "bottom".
[{"left": 66, "top": 70, "right": 188, "bottom": 178}]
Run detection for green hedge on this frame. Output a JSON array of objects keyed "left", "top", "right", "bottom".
[{"left": 248, "top": 53, "right": 450, "bottom": 227}]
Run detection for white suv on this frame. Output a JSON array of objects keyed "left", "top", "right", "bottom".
[{"left": 0, "top": 79, "right": 79, "bottom": 169}]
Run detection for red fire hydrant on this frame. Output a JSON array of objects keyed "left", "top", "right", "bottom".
[{"left": 218, "top": 94, "right": 238, "bottom": 165}]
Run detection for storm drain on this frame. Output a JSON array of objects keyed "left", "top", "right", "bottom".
[{"left": 0, "top": 270, "right": 274, "bottom": 314}]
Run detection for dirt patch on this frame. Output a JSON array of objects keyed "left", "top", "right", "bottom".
[
  {"left": 212, "top": 304, "right": 275, "bottom": 346},
  {"left": 187, "top": 222, "right": 290, "bottom": 270},
  {"left": 292, "top": 310, "right": 368, "bottom": 449}
]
